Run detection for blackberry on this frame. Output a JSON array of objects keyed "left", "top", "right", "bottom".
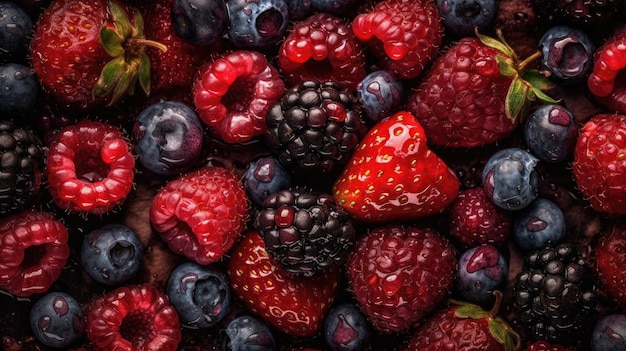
[
  {"left": 253, "top": 187, "right": 357, "bottom": 276},
  {"left": 265, "top": 80, "right": 367, "bottom": 174},
  {"left": 0, "top": 120, "right": 44, "bottom": 215},
  {"left": 513, "top": 243, "right": 597, "bottom": 346}
]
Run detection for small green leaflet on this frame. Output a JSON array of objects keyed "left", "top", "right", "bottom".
[{"left": 505, "top": 78, "right": 529, "bottom": 121}]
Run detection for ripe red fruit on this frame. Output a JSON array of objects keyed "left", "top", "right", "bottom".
[
  {"left": 86, "top": 284, "right": 182, "bottom": 351},
  {"left": 227, "top": 231, "right": 341, "bottom": 337},
  {"left": 587, "top": 27, "right": 626, "bottom": 114},
  {"left": 595, "top": 222, "right": 626, "bottom": 308},
  {"left": 572, "top": 113, "right": 626, "bottom": 214},
  {"left": 346, "top": 225, "right": 457, "bottom": 333},
  {"left": 526, "top": 340, "right": 576, "bottom": 351},
  {"left": 46, "top": 120, "right": 135, "bottom": 214},
  {"left": 149, "top": 166, "right": 249, "bottom": 265},
  {"left": 333, "top": 111, "right": 460, "bottom": 222},
  {"left": 0, "top": 210, "right": 69, "bottom": 297}
]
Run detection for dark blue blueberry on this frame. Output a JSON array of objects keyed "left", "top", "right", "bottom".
[
  {"left": 455, "top": 244, "right": 508, "bottom": 306},
  {"left": 539, "top": 25, "right": 594, "bottom": 84},
  {"left": 243, "top": 156, "right": 292, "bottom": 206},
  {"left": 324, "top": 302, "right": 371, "bottom": 351},
  {"left": 166, "top": 261, "right": 231, "bottom": 329},
  {"left": 221, "top": 315, "right": 276, "bottom": 351},
  {"left": 523, "top": 104, "right": 578, "bottom": 163},
  {"left": 436, "top": 0, "right": 497, "bottom": 37},
  {"left": 357, "top": 70, "right": 404, "bottom": 123},
  {"left": 310, "top": 0, "right": 359, "bottom": 16},
  {"left": 29, "top": 292, "right": 85, "bottom": 348},
  {"left": 513, "top": 198, "right": 566, "bottom": 252},
  {"left": 172, "top": 0, "right": 229, "bottom": 46},
  {"left": 0, "top": 63, "right": 38, "bottom": 115},
  {"left": 80, "top": 224, "right": 144, "bottom": 286},
  {"left": 227, "top": 0, "right": 289, "bottom": 50},
  {"left": 285, "top": 0, "right": 312, "bottom": 20},
  {"left": 482, "top": 147, "right": 540, "bottom": 211},
  {"left": 133, "top": 100, "right": 204, "bottom": 176},
  {"left": 0, "top": 2, "right": 33, "bottom": 64},
  {"left": 592, "top": 314, "right": 626, "bottom": 351}
]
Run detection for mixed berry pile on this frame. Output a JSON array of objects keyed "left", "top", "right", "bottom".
[{"left": 2, "top": 0, "right": 626, "bottom": 350}]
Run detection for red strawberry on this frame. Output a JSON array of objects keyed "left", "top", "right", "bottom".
[
  {"left": 572, "top": 113, "right": 626, "bottom": 215},
  {"left": 227, "top": 231, "right": 341, "bottom": 337},
  {"left": 0, "top": 210, "right": 69, "bottom": 297},
  {"left": 351, "top": 0, "right": 443, "bottom": 80},
  {"left": 346, "top": 225, "right": 457, "bottom": 333},
  {"left": 86, "top": 283, "right": 182, "bottom": 351},
  {"left": 333, "top": 111, "right": 460, "bottom": 222},
  {"left": 587, "top": 27, "right": 626, "bottom": 114},
  {"left": 30, "top": 0, "right": 167, "bottom": 109},
  {"left": 149, "top": 166, "right": 249, "bottom": 265},
  {"left": 595, "top": 221, "right": 626, "bottom": 308}
]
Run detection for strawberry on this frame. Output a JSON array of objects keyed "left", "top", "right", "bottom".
[
  {"left": 333, "top": 111, "right": 460, "bottom": 222},
  {"left": 595, "top": 221, "right": 626, "bottom": 308},
  {"left": 227, "top": 231, "right": 341, "bottom": 337},
  {"left": 30, "top": 0, "right": 166, "bottom": 109}
]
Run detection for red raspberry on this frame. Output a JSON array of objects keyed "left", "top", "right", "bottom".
[
  {"left": 587, "top": 27, "right": 626, "bottom": 113},
  {"left": 86, "top": 283, "right": 182, "bottom": 351},
  {"left": 149, "top": 166, "right": 249, "bottom": 265},
  {"left": 526, "top": 340, "right": 576, "bottom": 351},
  {"left": 352, "top": 0, "right": 443, "bottom": 80},
  {"left": 278, "top": 13, "right": 366, "bottom": 91},
  {"left": 46, "top": 120, "right": 135, "bottom": 214},
  {"left": 595, "top": 222, "right": 626, "bottom": 309},
  {"left": 192, "top": 50, "right": 285, "bottom": 144},
  {"left": 0, "top": 210, "right": 69, "bottom": 297}
]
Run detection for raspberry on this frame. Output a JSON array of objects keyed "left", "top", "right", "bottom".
[
  {"left": 46, "top": 120, "right": 135, "bottom": 215},
  {"left": 0, "top": 210, "right": 69, "bottom": 297},
  {"left": 587, "top": 28, "right": 626, "bottom": 113},
  {"left": 149, "top": 166, "right": 249, "bottom": 265}
]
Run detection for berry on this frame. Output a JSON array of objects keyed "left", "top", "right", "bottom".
[
  {"left": 323, "top": 302, "right": 371, "bottom": 351},
  {"left": 512, "top": 198, "right": 566, "bottom": 252},
  {"left": 221, "top": 315, "right": 276, "bottom": 351},
  {"left": 0, "top": 210, "right": 69, "bottom": 297},
  {"left": 436, "top": 0, "right": 498, "bottom": 38},
  {"left": 46, "top": 120, "right": 135, "bottom": 215},
  {"left": 482, "top": 147, "right": 540, "bottom": 211},
  {"left": 243, "top": 156, "right": 292, "bottom": 206},
  {"left": 454, "top": 244, "right": 508, "bottom": 306},
  {"left": 81, "top": 224, "right": 144, "bottom": 286},
  {"left": 346, "top": 225, "right": 457, "bottom": 333},
  {"left": 29, "top": 291, "right": 85, "bottom": 348},
  {"left": 587, "top": 28, "right": 626, "bottom": 113},
  {"left": 86, "top": 283, "right": 182, "bottom": 351},
  {"left": 527, "top": 340, "right": 576, "bottom": 351},
  {"left": 285, "top": 0, "right": 313, "bottom": 20},
  {"left": 192, "top": 50, "right": 285, "bottom": 144},
  {"left": 171, "top": 0, "right": 228, "bottom": 46},
  {"left": 591, "top": 314, "right": 626, "bottom": 351},
  {"left": 149, "top": 166, "right": 249, "bottom": 265},
  {"left": 523, "top": 104, "right": 578, "bottom": 163},
  {"left": 132, "top": 100, "right": 204, "bottom": 176},
  {"left": 356, "top": 70, "right": 404, "bottom": 122},
  {"left": 594, "top": 222, "right": 626, "bottom": 309},
  {"left": 0, "top": 63, "right": 39, "bottom": 115},
  {"left": 166, "top": 261, "right": 231, "bottom": 329},
  {"left": 0, "top": 1, "right": 33, "bottom": 64},
  {"left": 227, "top": 0, "right": 289, "bottom": 50},
  {"left": 538, "top": 25, "right": 595, "bottom": 85}
]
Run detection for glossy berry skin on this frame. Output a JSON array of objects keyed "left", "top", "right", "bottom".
[
  {"left": 572, "top": 113, "right": 626, "bottom": 214},
  {"left": 482, "top": 148, "right": 540, "bottom": 211},
  {"left": 243, "top": 156, "right": 292, "bottom": 206},
  {"left": 595, "top": 222, "right": 626, "bottom": 308},
  {"left": 171, "top": 0, "right": 228, "bottom": 46},
  {"left": 29, "top": 292, "right": 85, "bottom": 348},
  {"left": 81, "top": 224, "right": 144, "bottom": 286},
  {"left": 227, "top": 0, "right": 289, "bottom": 50},
  {"left": 222, "top": 315, "right": 276, "bottom": 351},
  {"left": 357, "top": 70, "right": 404, "bottom": 122},
  {"left": 587, "top": 29, "right": 626, "bottom": 113},
  {"left": 538, "top": 25, "right": 594, "bottom": 85},
  {"left": 166, "top": 261, "right": 231, "bottom": 329},
  {"left": 527, "top": 340, "right": 576, "bottom": 351},
  {"left": 455, "top": 244, "right": 508, "bottom": 306},
  {"left": 0, "top": 63, "right": 39, "bottom": 115},
  {"left": 133, "top": 100, "right": 204, "bottom": 176},
  {"left": 0, "top": 1, "right": 33, "bottom": 64},
  {"left": 436, "top": 0, "right": 498, "bottom": 38},
  {"left": 591, "top": 314, "right": 626, "bottom": 351},
  {"left": 323, "top": 302, "right": 371, "bottom": 351},
  {"left": 512, "top": 198, "right": 566, "bottom": 252},
  {"left": 523, "top": 104, "right": 578, "bottom": 163}
]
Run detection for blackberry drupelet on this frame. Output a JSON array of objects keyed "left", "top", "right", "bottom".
[
  {"left": 253, "top": 187, "right": 357, "bottom": 276},
  {"left": 513, "top": 243, "right": 597, "bottom": 346},
  {"left": 0, "top": 120, "right": 44, "bottom": 215},
  {"left": 265, "top": 80, "right": 367, "bottom": 174}
]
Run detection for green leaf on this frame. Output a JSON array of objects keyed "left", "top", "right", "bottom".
[
  {"left": 109, "top": 0, "right": 132, "bottom": 39},
  {"left": 496, "top": 56, "right": 517, "bottom": 77},
  {"left": 505, "top": 78, "right": 529, "bottom": 121},
  {"left": 99, "top": 26, "right": 124, "bottom": 57},
  {"left": 489, "top": 319, "right": 507, "bottom": 345},
  {"left": 138, "top": 54, "right": 151, "bottom": 96},
  {"left": 489, "top": 318, "right": 522, "bottom": 351},
  {"left": 110, "top": 70, "right": 131, "bottom": 106},
  {"left": 522, "top": 69, "right": 555, "bottom": 91},
  {"left": 531, "top": 86, "right": 561, "bottom": 104},
  {"left": 475, "top": 29, "right": 515, "bottom": 58},
  {"left": 131, "top": 8, "right": 144, "bottom": 37},
  {"left": 454, "top": 304, "right": 489, "bottom": 319},
  {"left": 93, "top": 56, "right": 126, "bottom": 99}
]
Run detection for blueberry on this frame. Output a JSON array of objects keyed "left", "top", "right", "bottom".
[
  {"left": 29, "top": 292, "right": 85, "bottom": 348},
  {"left": 227, "top": 0, "right": 289, "bottom": 50},
  {"left": 166, "top": 261, "right": 231, "bottom": 329},
  {"left": 454, "top": 244, "right": 508, "bottom": 306},
  {"left": 0, "top": 2, "right": 33, "bottom": 64},
  {"left": 482, "top": 147, "right": 540, "bottom": 211},
  {"left": 243, "top": 156, "right": 292, "bottom": 206},
  {"left": 0, "top": 63, "right": 39, "bottom": 115},
  {"left": 523, "top": 104, "right": 578, "bottom": 163},
  {"left": 285, "top": 0, "right": 313, "bottom": 20},
  {"left": 171, "top": 0, "right": 229, "bottom": 46},
  {"left": 133, "top": 100, "right": 204, "bottom": 176},
  {"left": 592, "top": 314, "right": 626, "bottom": 351},
  {"left": 324, "top": 302, "right": 371, "bottom": 351},
  {"left": 513, "top": 198, "right": 566, "bottom": 252},
  {"left": 221, "top": 315, "right": 276, "bottom": 351},
  {"left": 310, "top": 0, "right": 359, "bottom": 15},
  {"left": 80, "top": 224, "right": 144, "bottom": 286},
  {"left": 436, "top": 0, "right": 497, "bottom": 37},
  {"left": 357, "top": 70, "right": 404, "bottom": 122},
  {"left": 539, "top": 25, "right": 594, "bottom": 84}
]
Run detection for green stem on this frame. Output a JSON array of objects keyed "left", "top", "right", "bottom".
[
  {"left": 127, "top": 38, "right": 168, "bottom": 53},
  {"left": 517, "top": 51, "right": 542, "bottom": 72}
]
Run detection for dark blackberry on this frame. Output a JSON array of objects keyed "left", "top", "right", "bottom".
[
  {"left": 253, "top": 187, "right": 357, "bottom": 276},
  {"left": 513, "top": 243, "right": 597, "bottom": 346},
  {"left": 0, "top": 120, "right": 44, "bottom": 215},
  {"left": 265, "top": 80, "right": 367, "bottom": 174}
]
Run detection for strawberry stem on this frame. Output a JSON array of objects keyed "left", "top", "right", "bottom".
[
  {"left": 127, "top": 38, "right": 168, "bottom": 53},
  {"left": 489, "top": 290, "right": 503, "bottom": 317}
]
